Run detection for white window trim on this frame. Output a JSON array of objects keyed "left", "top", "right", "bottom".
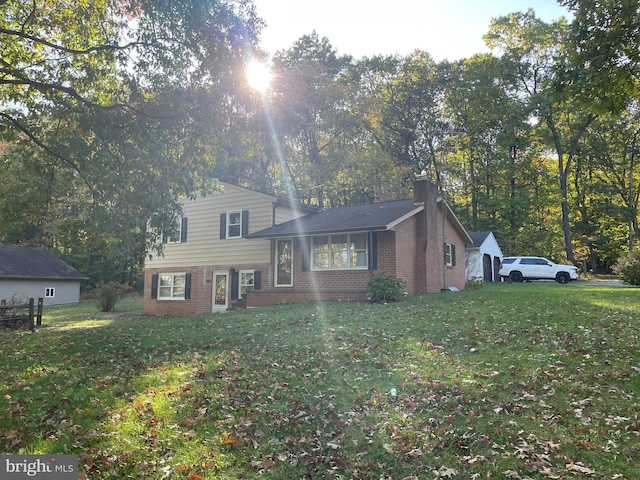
[
  {"left": 311, "top": 232, "right": 369, "bottom": 271},
  {"left": 239, "top": 270, "right": 255, "bottom": 299},
  {"left": 45, "top": 287, "right": 55, "bottom": 298},
  {"left": 445, "top": 243, "right": 453, "bottom": 267},
  {"left": 158, "top": 273, "right": 186, "bottom": 300},
  {"left": 168, "top": 220, "right": 182, "bottom": 244},
  {"left": 165, "top": 217, "right": 184, "bottom": 244},
  {"left": 275, "top": 239, "right": 293, "bottom": 287},
  {"left": 226, "top": 211, "right": 242, "bottom": 239}
]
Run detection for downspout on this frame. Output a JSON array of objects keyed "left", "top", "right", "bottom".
[{"left": 442, "top": 192, "right": 447, "bottom": 290}]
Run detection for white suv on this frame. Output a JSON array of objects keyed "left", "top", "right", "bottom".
[{"left": 499, "top": 256, "right": 579, "bottom": 284}]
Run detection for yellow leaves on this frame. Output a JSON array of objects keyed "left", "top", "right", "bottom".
[{"left": 219, "top": 431, "right": 241, "bottom": 448}]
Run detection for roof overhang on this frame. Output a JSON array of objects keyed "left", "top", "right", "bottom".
[{"left": 437, "top": 196, "right": 473, "bottom": 245}]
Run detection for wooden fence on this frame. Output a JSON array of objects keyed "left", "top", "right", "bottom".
[{"left": 0, "top": 298, "right": 44, "bottom": 332}]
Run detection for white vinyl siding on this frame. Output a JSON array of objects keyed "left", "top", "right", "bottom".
[
  {"left": 226, "top": 211, "right": 242, "bottom": 238},
  {"left": 146, "top": 184, "right": 280, "bottom": 268}
]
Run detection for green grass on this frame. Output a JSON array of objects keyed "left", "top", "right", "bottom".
[{"left": 1, "top": 284, "right": 638, "bottom": 479}]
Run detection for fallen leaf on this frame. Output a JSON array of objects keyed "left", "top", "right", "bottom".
[
  {"left": 251, "top": 455, "right": 275, "bottom": 470},
  {"left": 566, "top": 462, "right": 595, "bottom": 475}
]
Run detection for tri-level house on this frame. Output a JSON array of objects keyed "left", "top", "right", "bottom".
[{"left": 143, "top": 179, "right": 472, "bottom": 315}]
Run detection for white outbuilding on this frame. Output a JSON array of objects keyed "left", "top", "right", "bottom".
[{"left": 465, "top": 231, "right": 503, "bottom": 282}]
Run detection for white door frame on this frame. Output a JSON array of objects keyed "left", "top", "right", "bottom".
[{"left": 212, "top": 271, "right": 229, "bottom": 312}]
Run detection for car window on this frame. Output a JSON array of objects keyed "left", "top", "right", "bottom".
[
  {"left": 533, "top": 258, "right": 548, "bottom": 265},
  {"left": 521, "top": 258, "right": 535, "bottom": 265},
  {"left": 502, "top": 258, "right": 516, "bottom": 264}
]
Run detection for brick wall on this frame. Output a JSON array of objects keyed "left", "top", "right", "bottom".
[
  {"left": 144, "top": 179, "right": 470, "bottom": 314},
  {"left": 394, "top": 216, "right": 418, "bottom": 293},
  {"left": 247, "top": 236, "right": 395, "bottom": 306},
  {"left": 144, "top": 263, "right": 271, "bottom": 315},
  {"left": 413, "top": 179, "right": 469, "bottom": 292}
]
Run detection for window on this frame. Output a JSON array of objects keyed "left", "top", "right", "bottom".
[
  {"left": 45, "top": 288, "right": 55, "bottom": 298},
  {"left": 276, "top": 239, "right": 293, "bottom": 286},
  {"left": 444, "top": 243, "right": 456, "bottom": 267},
  {"left": 220, "top": 210, "right": 248, "bottom": 239},
  {"left": 164, "top": 217, "right": 187, "bottom": 244},
  {"left": 312, "top": 233, "right": 368, "bottom": 270},
  {"left": 239, "top": 270, "right": 254, "bottom": 298},
  {"left": 227, "top": 211, "right": 242, "bottom": 238},
  {"left": 158, "top": 273, "right": 186, "bottom": 300}
]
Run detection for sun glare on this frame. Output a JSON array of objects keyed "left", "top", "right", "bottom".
[{"left": 246, "top": 59, "right": 273, "bottom": 92}]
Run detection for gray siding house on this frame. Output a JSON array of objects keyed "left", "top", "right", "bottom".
[{"left": 0, "top": 245, "right": 88, "bottom": 306}]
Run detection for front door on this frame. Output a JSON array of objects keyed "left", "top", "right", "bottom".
[{"left": 213, "top": 271, "right": 229, "bottom": 312}]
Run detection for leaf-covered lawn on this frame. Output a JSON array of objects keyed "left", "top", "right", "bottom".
[{"left": 1, "top": 285, "right": 638, "bottom": 479}]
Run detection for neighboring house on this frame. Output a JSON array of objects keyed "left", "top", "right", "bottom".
[
  {"left": 0, "top": 245, "right": 88, "bottom": 306},
  {"left": 143, "top": 179, "right": 473, "bottom": 315},
  {"left": 465, "top": 231, "right": 503, "bottom": 282}
]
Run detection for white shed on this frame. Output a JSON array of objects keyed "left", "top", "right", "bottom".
[{"left": 465, "top": 232, "right": 503, "bottom": 282}]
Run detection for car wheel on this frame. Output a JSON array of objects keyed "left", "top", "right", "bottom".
[
  {"left": 556, "top": 272, "right": 570, "bottom": 284},
  {"left": 509, "top": 271, "right": 523, "bottom": 283}
]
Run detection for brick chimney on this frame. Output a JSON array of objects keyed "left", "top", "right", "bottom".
[
  {"left": 413, "top": 177, "right": 438, "bottom": 207},
  {"left": 414, "top": 178, "right": 440, "bottom": 291}
]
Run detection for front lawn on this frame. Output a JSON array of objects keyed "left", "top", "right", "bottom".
[{"left": 1, "top": 284, "right": 638, "bottom": 479}]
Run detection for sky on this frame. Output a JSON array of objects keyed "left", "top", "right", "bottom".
[{"left": 254, "top": 0, "right": 571, "bottom": 61}]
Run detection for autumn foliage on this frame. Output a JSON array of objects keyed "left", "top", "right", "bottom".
[{"left": 1, "top": 286, "right": 638, "bottom": 478}]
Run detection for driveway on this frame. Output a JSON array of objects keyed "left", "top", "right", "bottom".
[{"left": 576, "top": 277, "right": 627, "bottom": 287}]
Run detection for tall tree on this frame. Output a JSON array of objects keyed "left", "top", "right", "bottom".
[
  {"left": 559, "top": 0, "right": 640, "bottom": 114},
  {"left": 0, "top": 0, "right": 263, "bottom": 284},
  {"left": 485, "top": 9, "right": 595, "bottom": 263},
  {"left": 445, "top": 54, "right": 533, "bottom": 238},
  {"left": 268, "top": 32, "right": 357, "bottom": 207},
  {"left": 361, "top": 51, "right": 451, "bottom": 190},
  {"left": 580, "top": 109, "right": 640, "bottom": 255}
]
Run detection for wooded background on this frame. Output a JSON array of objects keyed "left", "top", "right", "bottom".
[{"left": 1, "top": 0, "right": 638, "bottom": 288}]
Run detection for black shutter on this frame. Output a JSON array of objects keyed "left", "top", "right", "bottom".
[
  {"left": 162, "top": 232, "right": 167, "bottom": 244},
  {"left": 230, "top": 270, "right": 239, "bottom": 300},
  {"left": 368, "top": 232, "right": 377, "bottom": 270},
  {"left": 253, "top": 271, "right": 261, "bottom": 290},
  {"left": 151, "top": 274, "right": 158, "bottom": 299},
  {"left": 220, "top": 213, "right": 226, "bottom": 239},
  {"left": 184, "top": 273, "right": 191, "bottom": 299},
  {"left": 180, "top": 217, "right": 188, "bottom": 243},
  {"left": 242, "top": 210, "right": 249, "bottom": 237},
  {"left": 301, "top": 237, "right": 311, "bottom": 272},
  {"left": 451, "top": 244, "right": 456, "bottom": 266}
]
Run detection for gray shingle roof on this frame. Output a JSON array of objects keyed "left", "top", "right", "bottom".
[
  {"left": 0, "top": 245, "right": 88, "bottom": 280},
  {"left": 469, "top": 231, "right": 492, "bottom": 247},
  {"left": 248, "top": 199, "right": 423, "bottom": 238}
]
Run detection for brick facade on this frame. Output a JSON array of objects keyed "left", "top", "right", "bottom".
[{"left": 143, "top": 180, "right": 471, "bottom": 315}]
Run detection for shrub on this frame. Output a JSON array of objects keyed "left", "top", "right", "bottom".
[
  {"left": 613, "top": 248, "right": 640, "bottom": 285},
  {"left": 465, "top": 278, "right": 485, "bottom": 290},
  {"left": 367, "top": 274, "right": 406, "bottom": 303},
  {"left": 95, "top": 282, "right": 125, "bottom": 312}
]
